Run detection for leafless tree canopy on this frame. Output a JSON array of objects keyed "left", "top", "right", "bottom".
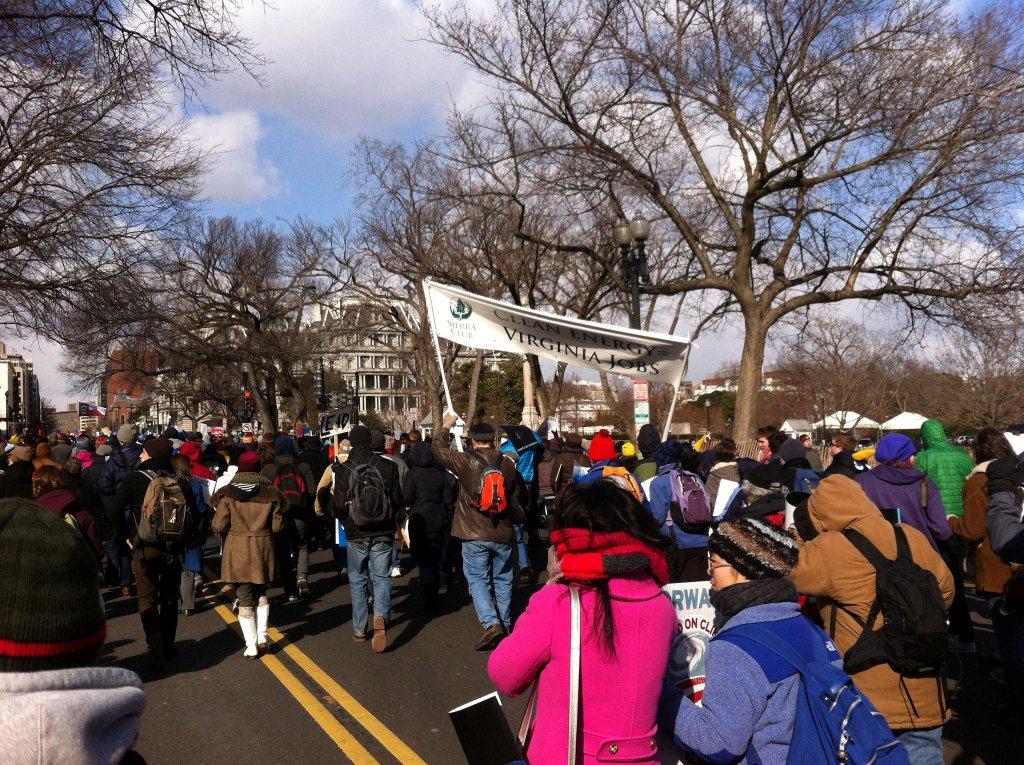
[
  {"left": 426, "top": 0, "right": 1024, "bottom": 436},
  {"left": 0, "top": 1, "right": 260, "bottom": 341}
]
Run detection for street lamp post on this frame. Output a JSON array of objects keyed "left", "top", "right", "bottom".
[
  {"left": 705, "top": 398, "right": 712, "bottom": 432},
  {"left": 612, "top": 214, "right": 650, "bottom": 330}
]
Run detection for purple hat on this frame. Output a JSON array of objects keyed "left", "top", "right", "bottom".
[{"left": 875, "top": 433, "right": 916, "bottom": 464}]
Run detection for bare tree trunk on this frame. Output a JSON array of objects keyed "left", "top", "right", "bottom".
[
  {"left": 599, "top": 372, "right": 631, "bottom": 435},
  {"left": 732, "top": 314, "right": 768, "bottom": 441},
  {"left": 465, "top": 349, "right": 484, "bottom": 423}
]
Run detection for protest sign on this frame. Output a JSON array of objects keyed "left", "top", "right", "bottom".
[
  {"left": 424, "top": 279, "right": 690, "bottom": 386},
  {"left": 662, "top": 581, "right": 716, "bottom": 702},
  {"left": 319, "top": 408, "right": 353, "bottom": 437}
]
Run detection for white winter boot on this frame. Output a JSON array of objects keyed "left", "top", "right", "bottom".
[
  {"left": 238, "top": 610, "right": 259, "bottom": 659},
  {"left": 256, "top": 601, "right": 270, "bottom": 654}
]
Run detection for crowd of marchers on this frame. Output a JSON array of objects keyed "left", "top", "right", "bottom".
[{"left": 0, "top": 414, "right": 1022, "bottom": 764}]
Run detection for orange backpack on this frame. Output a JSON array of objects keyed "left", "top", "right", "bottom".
[{"left": 476, "top": 454, "right": 509, "bottom": 515}]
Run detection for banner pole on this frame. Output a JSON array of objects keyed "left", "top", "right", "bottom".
[
  {"left": 422, "top": 279, "right": 463, "bottom": 452},
  {"left": 662, "top": 344, "right": 691, "bottom": 441}
]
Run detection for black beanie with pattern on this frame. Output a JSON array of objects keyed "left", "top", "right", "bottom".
[
  {"left": 0, "top": 498, "right": 105, "bottom": 671},
  {"left": 708, "top": 517, "right": 800, "bottom": 579}
]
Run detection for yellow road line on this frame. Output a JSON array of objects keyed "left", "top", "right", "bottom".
[
  {"left": 211, "top": 602, "right": 379, "bottom": 765},
  {"left": 205, "top": 577, "right": 427, "bottom": 764},
  {"left": 268, "top": 626, "right": 428, "bottom": 765}
]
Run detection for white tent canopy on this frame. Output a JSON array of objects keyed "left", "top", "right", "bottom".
[
  {"left": 780, "top": 419, "right": 813, "bottom": 436},
  {"left": 881, "top": 412, "right": 929, "bottom": 431},
  {"left": 812, "top": 411, "right": 881, "bottom": 430}
]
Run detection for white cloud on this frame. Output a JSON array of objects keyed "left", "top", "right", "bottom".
[
  {"left": 202, "top": 0, "right": 476, "bottom": 141},
  {"left": 187, "top": 110, "right": 280, "bottom": 204}
]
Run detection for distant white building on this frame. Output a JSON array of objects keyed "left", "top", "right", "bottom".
[{"left": 0, "top": 342, "right": 42, "bottom": 435}]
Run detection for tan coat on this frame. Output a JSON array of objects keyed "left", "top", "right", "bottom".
[
  {"left": 212, "top": 479, "right": 285, "bottom": 585},
  {"left": 789, "top": 475, "right": 954, "bottom": 731},
  {"left": 949, "top": 466, "right": 1013, "bottom": 595}
]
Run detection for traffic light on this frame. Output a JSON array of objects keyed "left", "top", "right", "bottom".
[
  {"left": 10, "top": 377, "right": 20, "bottom": 421},
  {"left": 243, "top": 389, "right": 254, "bottom": 421}
]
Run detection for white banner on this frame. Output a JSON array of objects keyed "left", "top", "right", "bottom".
[{"left": 424, "top": 280, "right": 691, "bottom": 386}]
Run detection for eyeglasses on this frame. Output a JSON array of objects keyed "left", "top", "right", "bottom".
[{"left": 708, "top": 562, "right": 733, "bottom": 575}]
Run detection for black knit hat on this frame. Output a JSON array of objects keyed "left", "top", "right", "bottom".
[
  {"left": 468, "top": 422, "right": 495, "bottom": 440},
  {"left": 708, "top": 518, "right": 800, "bottom": 579},
  {"left": 0, "top": 499, "right": 105, "bottom": 671},
  {"left": 348, "top": 425, "right": 371, "bottom": 448}
]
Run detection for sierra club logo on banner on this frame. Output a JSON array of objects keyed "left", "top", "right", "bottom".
[{"left": 424, "top": 280, "right": 691, "bottom": 386}]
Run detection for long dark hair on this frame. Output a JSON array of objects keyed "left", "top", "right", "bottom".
[
  {"left": 551, "top": 481, "right": 670, "bottom": 654},
  {"left": 975, "top": 428, "right": 1014, "bottom": 464}
]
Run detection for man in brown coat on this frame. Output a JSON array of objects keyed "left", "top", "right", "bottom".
[
  {"left": 789, "top": 475, "right": 953, "bottom": 763},
  {"left": 548, "top": 432, "right": 591, "bottom": 498},
  {"left": 212, "top": 472, "right": 285, "bottom": 658},
  {"left": 433, "top": 415, "right": 523, "bottom": 650}
]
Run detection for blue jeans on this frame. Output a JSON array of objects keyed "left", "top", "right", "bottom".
[
  {"left": 347, "top": 539, "right": 393, "bottom": 637},
  {"left": 104, "top": 538, "right": 134, "bottom": 586},
  {"left": 462, "top": 540, "right": 513, "bottom": 630},
  {"left": 894, "top": 726, "right": 943, "bottom": 765},
  {"left": 513, "top": 523, "right": 529, "bottom": 570}
]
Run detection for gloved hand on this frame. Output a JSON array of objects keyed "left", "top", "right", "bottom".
[{"left": 986, "top": 455, "right": 1024, "bottom": 495}]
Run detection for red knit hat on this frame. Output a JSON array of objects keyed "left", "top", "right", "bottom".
[{"left": 588, "top": 429, "right": 617, "bottom": 462}]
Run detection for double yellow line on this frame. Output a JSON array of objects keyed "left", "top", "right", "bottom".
[{"left": 208, "top": 583, "right": 426, "bottom": 765}]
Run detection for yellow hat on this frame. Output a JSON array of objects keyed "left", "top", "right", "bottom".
[
  {"left": 852, "top": 447, "right": 875, "bottom": 462},
  {"left": 621, "top": 442, "right": 636, "bottom": 457}
]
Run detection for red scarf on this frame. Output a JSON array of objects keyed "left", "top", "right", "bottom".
[{"left": 551, "top": 529, "right": 669, "bottom": 586}]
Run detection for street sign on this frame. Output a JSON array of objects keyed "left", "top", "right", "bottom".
[
  {"left": 634, "top": 401, "right": 650, "bottom": 424},
  {"left": 77, "top": 402, "right": 91, "bottom": 417},
  {"left": 632, "top": 379, "right": 649, "bottom": 403},
  {"left": 319, "top": 408, "right": 354, "bottom": 438},
  {"left": 210, "top": 426, "right": 225, "bottom": 437},
  {"left": 241, "top": 422, "right": 254, "bottom": 433}
]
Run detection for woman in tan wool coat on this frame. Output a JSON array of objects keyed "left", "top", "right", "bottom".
[{"left": 212, "top": 471, "right": 285, "bottom": 658}]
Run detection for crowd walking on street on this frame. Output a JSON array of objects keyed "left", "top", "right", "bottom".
[{"left": 1, "top": 413, "right": 1022, "bottom": 764}]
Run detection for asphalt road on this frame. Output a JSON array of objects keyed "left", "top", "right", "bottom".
[{"left": 100, "top": 544, "right": 1018, "bottom": 764}]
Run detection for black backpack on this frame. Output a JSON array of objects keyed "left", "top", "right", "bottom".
[
  {"left": 340, "top": 457, "right": 393, "bottom": 527},
  {"left": 837, "top": 524, "right": 949, "bottom": 677}
]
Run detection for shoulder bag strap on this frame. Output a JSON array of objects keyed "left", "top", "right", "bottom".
[
  {"left": 892, "top": 523, "right": 913, "bottom": 562},
  {"left": 568, "top": 585, "right": 581, "bottom": 765},
  {"left": 920, "top": 479, "right": 929, "bottom": 510}
]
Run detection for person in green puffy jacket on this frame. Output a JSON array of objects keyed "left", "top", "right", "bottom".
[
  {"left": 916, "top": 418, "right": 976, "bottom": 650},
  {"left": 916, "top": 419, "right": 974, "bottom": 518}
]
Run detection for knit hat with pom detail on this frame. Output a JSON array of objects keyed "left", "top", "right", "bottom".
[
  {"left": 709, "top": 517, "right": 800, "bottom": 580},
  {"left": 0, "top": 498, "right": 105, "bottom": 671}
]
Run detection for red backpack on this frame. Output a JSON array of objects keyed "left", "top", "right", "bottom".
[
  {"left": 274, "top": 464, "right": 307, "bottom": 513},
  {"left": 476, "top": 453, "right": 508, "bottom": 515}
]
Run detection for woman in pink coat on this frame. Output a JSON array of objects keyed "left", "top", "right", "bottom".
[{"left": 488, "top": 480, "right": 677, "bottom": 764}]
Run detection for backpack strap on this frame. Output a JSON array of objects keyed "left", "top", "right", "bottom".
[
  {"left": 842, "top": 528, "right": 892, "bottom": 572},
  {"left": 892, "top": 523, "right": 913, "bottom": 562},
  {"left": 920, "top": 479, "right": 929, "bottom": 510},
  {"left": 717, "top": 622, "right": 814, "bottom": 674}
]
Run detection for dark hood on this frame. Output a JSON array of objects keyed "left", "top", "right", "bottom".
[
  {"left": 637, "top": 423, "right": 661, "bottom": 458},
  {"left": 869, "top": 463, "right": 926, "bottom": 486},
  {"left": 830, "top": 450, "right": 866, "bottom": 473},
  {"left": 409, "top": 441, "right": 435, "bottom": 468}
]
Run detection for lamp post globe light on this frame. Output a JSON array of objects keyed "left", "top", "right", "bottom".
[{"left": 613, "top": 213, "right": 650, "bottom": 330}]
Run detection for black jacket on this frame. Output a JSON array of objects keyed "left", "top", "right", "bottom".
[
  {"left": 261, "top": 454, "right": 316, "bottom": 511},
  {"left": 80, "top": 457, "right": 111, "bottom": 540},
  {"left": 297, "top": 442, "right": 329, "bottom": 492},
  {"left": 320, "top": 448, "right": 402, "bottom": 540},
  {"left": 402, "top": 443, "right": 458, "bottom": 531},
  {"left": 111, "top": 458, "right": 198, "bottom": 549},
  {"left": 0, "top": 459, "right": 34, "bottom": 499},
  {"left": 823, "top": 450, "right": 867, "bottom": 481}
]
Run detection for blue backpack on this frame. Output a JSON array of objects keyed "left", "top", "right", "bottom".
[
  {"left": 717, "top": 620, "right": 907, "bottom": 765},
  {"left": 793, "top": 468, "right": 822, "bottom": 494}
]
